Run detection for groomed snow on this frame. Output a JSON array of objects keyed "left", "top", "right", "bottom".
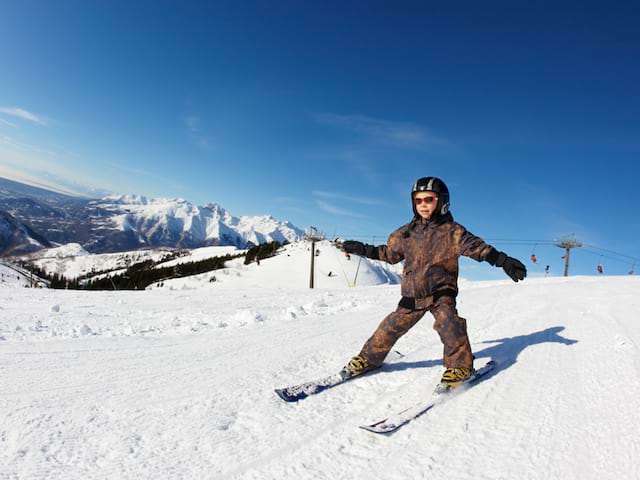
[{"left": 1, "top": 254, "right": 639, "bottom": 479}]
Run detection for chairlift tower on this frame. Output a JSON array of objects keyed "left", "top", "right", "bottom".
[
  {"left": 304, "top": 227, "right": 325, "bottom": 288},
  {"left": 554, "top": 236, "right": 583, "bottom": 277}
]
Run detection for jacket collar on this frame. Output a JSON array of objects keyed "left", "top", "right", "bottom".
[{"left": 412, "top": 211, "right": 454, "bottom": 228}]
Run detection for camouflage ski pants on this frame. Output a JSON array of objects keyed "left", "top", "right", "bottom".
[{"left": 358, "top": 295, "right": 473, "bottom": 369}]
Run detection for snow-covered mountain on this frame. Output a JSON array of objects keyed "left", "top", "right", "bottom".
[
  {"left": 0, "top": 177, "right": 304, "bottom": 254},
  {"left": 95, "top": 194, "right": 302, "bottom": 250},
  {"left": 0, "top": 209, "right": 51, "bottom": 255}
]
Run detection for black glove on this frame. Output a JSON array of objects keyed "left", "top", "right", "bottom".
[
  {"left": 486, "top": 248, "right": 527, "bottom": 282},
  {"left": 342, "top": 240, "right": 365, "bottom": 256},
  {"left": 342, "top": 240, "right": 379, "bottom": 259}
]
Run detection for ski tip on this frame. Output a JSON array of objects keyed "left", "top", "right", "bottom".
[
  {"left": 359, "top": 423, "right": 397, "bottom": 434},
  {"left": 274, "top": 388, "right": 292, "bottom": 402},
  {"left": 481, "top": 360, "right": 497, "bottom": 371},
  {"left": 274, "top": 388, "right": 305, "bottom": 403},
  {"left": 473, "top": 359, "right": 497, "bottom": 373}
]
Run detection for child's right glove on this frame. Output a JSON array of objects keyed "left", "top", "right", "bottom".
[
  {"left": 342, "top": 240, "right": 366, "bottom": 256},
  {"left": 341, "top": 240, "right": 380, "bottom": 259},
  {"left": 485, "top": 248, "right": 527, "bottom": 282}
]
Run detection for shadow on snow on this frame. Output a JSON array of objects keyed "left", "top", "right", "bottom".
[{"left": 383, "top": 326, "right": 578, "bottom": 379}]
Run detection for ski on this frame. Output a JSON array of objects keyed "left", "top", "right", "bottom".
[
  {"left": 360, "top": 360, "right": 497, "bottom": 434},
  {"left": 275, "top": 371, "right": 349, "bottom": 402},
  {"left": 275, "top": 351, "right": 404, "bottom": 403}
]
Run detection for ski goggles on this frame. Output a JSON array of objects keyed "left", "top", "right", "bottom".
[{"left": 413, "top": 196, "right": 437, "bottom": 205}]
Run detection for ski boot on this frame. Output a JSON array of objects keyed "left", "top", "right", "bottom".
[
  {"left": 339, "top": 355, "right": 377, "bottom": 380},
  {"left": 434, "top": 366, "right": 475, "bottom": 394}
]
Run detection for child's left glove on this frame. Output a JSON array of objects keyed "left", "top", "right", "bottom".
[
  {"left": 485, "top": 248, "right": 527, "bottom": 282},
  {"left": 500, "top": 256, "right": 527, "bottom": 282}
]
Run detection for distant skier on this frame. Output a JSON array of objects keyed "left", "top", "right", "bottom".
[{"left": 339, "top": 177, "right": 527, "bottom": 390}]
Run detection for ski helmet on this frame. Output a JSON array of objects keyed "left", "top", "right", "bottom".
[{"left": 411, "top": 176, "right": 450, "bottom": 218}]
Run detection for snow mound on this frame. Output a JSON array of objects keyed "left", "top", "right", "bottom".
[{"left": 150, "top": 240, "right": 402, "bottom": 291}]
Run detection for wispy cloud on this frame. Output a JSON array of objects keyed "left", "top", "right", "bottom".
[
  {"left": 0, "top": 156, "right": 111, "bottom": 198},
  {"left": 0, "top": 164, "right": 87, "bottom": 197},
  {"left": 184, "top": 114, "right": 213, "bottom": 151},
  {"left": 0, "top": 118, "right": 18, "bottom": 128},
  {"left": 313, "top": 190, "right": 388, "bottom": 207},
  {"left": 314, "top": 113, "right": 449, "bottom": 150},
  {"left": 0, "top": 107, "right": 48, "bottom": 126},
  {"left": 0, "top": 134, "right": 58, "bottom": 157},
  {"left": 0, "top": 135, "right": 104, "bottom": 197},
  {"left": 316, "top": 199, "right": 369, "bottom": 218}
]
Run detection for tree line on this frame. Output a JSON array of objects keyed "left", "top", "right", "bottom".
[{"left": 83, "top": 253, "right": 243, "bottom": 290}]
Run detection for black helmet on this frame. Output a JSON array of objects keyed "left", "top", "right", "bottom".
[{"left": 411, "top": 177, "right": 450, "bottom": 218}]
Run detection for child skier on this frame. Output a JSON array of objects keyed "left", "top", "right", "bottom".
[{"left": 340, "top": 176, "right": 526, "bottom": 390}]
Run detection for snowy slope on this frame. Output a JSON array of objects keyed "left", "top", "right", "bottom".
[
  {"left": 0, "top": 262, "right": 32, "bottom": 288},
  {"left": 19, "top": 240, "right": 398, "bottom": 290},
  {"left": 1, "top": 269, "right": 639, "bottom": 479},
  {"left": 23, "top": 244, "right": 172, "bottom": 279},
  {"left": 151, "top": 240, "right": 402, "bottom": 291},
  {"left": 22, "top": 244, "right": 244, "bottom": 280},
  {"left": 153, "top": 245, "right": 244, "bottom": 269}
]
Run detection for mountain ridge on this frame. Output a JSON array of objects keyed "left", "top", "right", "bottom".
[{"left": 0, "top": 176, "right": 304, "bottom": 255}]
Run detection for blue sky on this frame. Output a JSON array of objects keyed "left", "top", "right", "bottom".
[{"left": 1, "top": 1, "right": 639, "bottom": 279}]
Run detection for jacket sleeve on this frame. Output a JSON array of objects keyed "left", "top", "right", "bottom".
[
  {"left": 457, "top": 224, "right": 494, "bottom": 262},
  {"left": 376, "top": 229, "right": 405, "bottom": 264}
]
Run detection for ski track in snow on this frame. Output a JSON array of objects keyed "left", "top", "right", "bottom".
[{"left": 2, "top": 277, "right": 640, "bottom": 479}]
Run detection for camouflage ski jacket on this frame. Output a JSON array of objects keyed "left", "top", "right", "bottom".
[{"left": 374, "top": 213, "right": 494, "bottom": 299}]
